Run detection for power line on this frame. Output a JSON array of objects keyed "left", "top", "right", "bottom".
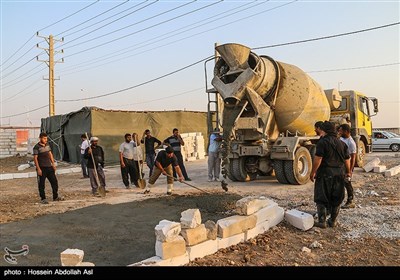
[
  {"left": 1, "top": 105, "right": 48, "bottom": 119},
  {"left": 252, "top": 21, "right": 400, "bottom": 50},
  {"left": 62, "top": 0, "right": 195, "bottom": 50},
  {"left": 1, "top": 64, "right": 46, "bottom": 90},
  {"left": 2, "top": 80, "right": 43, "bottom": 102},
  {"left": 1, "top": 40, "right": 36, "bottom": 70},
  {"left": 59, "top": 0, "right": 262, "bottom": 73},
  {"left": 2, "top": 83, "right": 46, "bottom": 104},
  {"left": 307, "top": 62, "right": 400, "bottom": 73},
  {"left": 63, "top": 0, "right": 223, "bottom": 58},
  {"left": 1, "top": 0, "right": 99, "bottom": 69},
  {"left": 55, "top": 0, "right": 130, "bottom": 37},
  {"left": 57, "top": 55, "right": 213, "bottom": 102}
]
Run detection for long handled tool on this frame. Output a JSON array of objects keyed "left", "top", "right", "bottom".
[
  {"left": 85, "top": 133, "right": 106, "bottom": 197},
  {"left": 165, "top": 173, "right": 210, "bottom": 194},
  {"left": 134, "top": 134, "right": 146, "bottom": 189}
]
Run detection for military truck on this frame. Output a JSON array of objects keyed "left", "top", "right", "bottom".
[{"left": 205, "top": 43, "right": 378, "bottom": 185}]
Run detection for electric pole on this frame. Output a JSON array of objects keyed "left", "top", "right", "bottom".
[{"left": 37, "top": 33, "right": 64, "bottom": 116}]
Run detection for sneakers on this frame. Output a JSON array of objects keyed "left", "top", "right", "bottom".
[
  {"left": 207, "top": 179, "right": 213, "bottom": 182},
  {"left": 53, "top": 197, "right": 64, "bottom": 201},
  {"left": 41, "top": 199, "right": 49, "bottom": 204},
  {"left": 143, "top": 189, "right": 150, "bottom": 194},
  {"left": 214, "top": 178, "right": 220, "bottom": 182},
  {"left": 166, "top": 191, "right": 172, "bottom": 195},
  {"left": 341, "top": 201, "right": 355, "bottom": 209}
]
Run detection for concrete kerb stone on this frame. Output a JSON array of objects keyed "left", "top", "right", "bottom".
[
  {"left": 186, "top": 239, "right": 218, "bottom": 261},
  {"left": 155, "top": 220, "right": 181, "bottom": 242},
  {"left": 236, "top": 196, "right": 274, "bottom": 216},
  {"left": 180, "top": 209, "right": 201, "bottom": 229},
  {"left": 60, "top": 249, "right": 84, "bottom": 266},
  {"left": 363, "top": 158, "right": 380, "bottom": 172},
  {"left": 0, "top": 173, "right": 14, "bottom": 180},
  {"left": 217, "top": 233, "right": 245, "bottom": 250},
  {"left": 180, "top": 224, "right": 208, "bottom": 246},
  {"left": 217, "top": 215, "right": 257, "bottom": 238},
  {"left": 244, "top": 220, "right": 270, "bottom": 241},
  {"left": 284, "top": 209, "right": 314, "bottom": 231},
  {"left": 268, "top": 207, "right": 285, "bottom": 228},
  {"left": 252, "top": 202, "right": 279, "bottom": 224},
  {"left": 155, "top": 236, "right": 186, "bottom": 260},
  {"left": 12, "top": 173, "right": 29, "bottom": 179},
  {"left": 373, "top": 166, "right": 386, "bottom": 173},
  {"left": 384, "top": 165, "right": 400, "bottom": 177},
  {"left": 130, "top": 252, "right": 190, "bottom": 267}
]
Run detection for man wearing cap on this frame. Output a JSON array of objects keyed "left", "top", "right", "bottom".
[
  {"left": 310, "top": 121, "right": 351, "bottom": 228},
  {"left": 208, "top": 128, "right": 222, "bottom": 182},
  {"left": 143, "top": 146, "right": 184, "bottom": 195},
  {"left": 84, "top": 136, "right": 106, "bottom": 196}
]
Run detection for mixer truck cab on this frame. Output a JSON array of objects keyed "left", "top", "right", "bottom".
[
  {"left": 205, "top": 43, "right": 378, "bottom": 186},
  {"left": 330, "top": 91, "right": 378, "bottom": 167}
]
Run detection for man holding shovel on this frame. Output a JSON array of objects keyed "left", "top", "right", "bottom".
[
  {"left": 84, "top": 137, "right": 106, "bottom": 196},
  {"left": 143, "top": 146, "right": 184, "bottom": 195}
]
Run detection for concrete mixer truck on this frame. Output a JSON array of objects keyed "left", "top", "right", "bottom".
[{"left": 205, "top": 43, "right": 378, "bottom": 185}]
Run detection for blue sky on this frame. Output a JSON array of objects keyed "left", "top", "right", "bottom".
[{"left": 1, "top": 0, "right": 399, "bottom": 128}]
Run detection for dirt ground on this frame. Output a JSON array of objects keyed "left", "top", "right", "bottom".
[{"left": 0, "top": 152, "right": 399, "bottom": 266}]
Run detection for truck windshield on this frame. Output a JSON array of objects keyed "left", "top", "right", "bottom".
[{"left": 334, "top": 98, "right": 347, "bottom": 111}]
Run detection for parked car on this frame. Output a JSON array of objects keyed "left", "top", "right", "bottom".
[{"left": 372, "top": 130, "right": 400, "bottom": 152}]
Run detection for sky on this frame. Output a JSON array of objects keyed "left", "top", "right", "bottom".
[{"left": 1, "top": 0, "right": 399, "bottom": 129}]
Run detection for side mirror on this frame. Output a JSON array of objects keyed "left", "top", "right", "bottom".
[{"left": 369, "top": 97, "right": 379, "bottom": 116}]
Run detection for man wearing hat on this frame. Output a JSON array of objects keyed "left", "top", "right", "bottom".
[
  {"left": 143, "top": 146, "right": 184, "bottom": 195},
  {"left": 84, "top": 136, "right": 106, "bottom": 196},
  {"left": 310, "top": 121, "right": 351, "bottom": 228},
  {"left": 208, "top": 128, "right": 222, "bottom": 182}
]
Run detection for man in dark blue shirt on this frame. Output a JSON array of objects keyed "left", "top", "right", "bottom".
[{"left": 141, "top": 129, "right": 161, "bottom": 177}]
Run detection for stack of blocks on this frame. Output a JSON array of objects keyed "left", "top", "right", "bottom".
[
  {"left": 131, "top": 196, "right": 284, "bottom": 266},
  {"left": 180, "top": 132, "right": 206, "bottom": 161},
  {"left": 0, "top": 129, "right": 17, "bottom": 159}
]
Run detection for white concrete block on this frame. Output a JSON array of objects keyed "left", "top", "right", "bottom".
[
  {"left": 236, "top": 196, "right": 274, "bottom": 216},
  {"left": 155, "top": 236, "right": 186, "bottom": 260},
  {"left": 244, "top": 220, "right": 270, "bottom": 241},
  {"left": 252, "top": 202, "right": 279, "bottom": 224},
  {"left": 217, "top": 215, "right": 257, "bottom": 238},
  {"left": 17, "top": 164, "right": 30, "bottom": 171},
  {"left": 269, "top": 207, "right": 284, "bottom": 227},
  {"left": 204, "top": 220, "right": 217, "bottom": 240},
  {"left": 186, "top": 239, "right": 218, "bottom": 261},
  {"left": 0, "top": 173, "right": 14, "bottom": 180},
  {"left": 180, "top": 224, "right": 207, "bottom": 246},
  {"left": 373, "top": 166, "right": 386, "bottom": 173},
  {"left": 217, "top": 233, "right": 245, "bottom": 250},
  {"left": 28, "top": 172, "right": 37, "bottom": 178},
  {"left": 384, "top": 165, "right": 400, "bottom": 177},
  {"left": 284, "top": 209, "right": 314, "bottom": 231},
  {"left": 130, "top": 252, "right": 190, "bottom": 267},
  {"left": 12, "top": 173, "right": 29, "bottom": 179},
  {"left": 180, "top": 209, "right": 201, "bottom": 229},
  {"left": 71, "top": 167, "right": 82, "bottom": 173},
  {"left": 76, "top": 262, "right": 95, "bottom": 266},
  {"left": 394, "top": 153, "right": 400, "bottom": 158},
  {"left": 363, "top": 158, "right": 380, "bottom": 172},
  {"left": 56, "top": 169, "right": 72, "bottom": 175},
  {"left": 60, "top": 249, "right": 84, "bottom": 266},
  {"left": 155, "top": 220, "right": 181, "bottom": 242}
]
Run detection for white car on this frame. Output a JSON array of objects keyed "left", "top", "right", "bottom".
[{"left": 372, "top": 131, "right": 400, "bottom": 152}]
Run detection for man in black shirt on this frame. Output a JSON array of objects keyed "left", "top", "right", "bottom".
[
  {"left": 310, "top": 121, "right": 351, "bottom": 228},
  {"left": 84, "top": 137, "right": 106, "bottom": 196},
  {"left": 143, "top": 146, "right": 184, "bottom": 195},
  {"left": 141, "top": 129, "right": 161, "bottom": 177},
  {"left": 33, "top": 132, "right": 63, "bottom": 204},
  {"left": 163, "top": 128, "right": 191, "bottom": 181}
]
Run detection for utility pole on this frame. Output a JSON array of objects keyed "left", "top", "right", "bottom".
[{"left": 37, "top": 33, "right": 64, "bottom": 116}]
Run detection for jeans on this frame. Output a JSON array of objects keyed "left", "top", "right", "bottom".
[
  {"left": 208, "top": 151, "right": 221, "bottom": 180},
  {"left": 80, "top": 153, "right": 88, "bottom": 177},
  {"left": 146, "top": 153, "right": 156, "bottom": 177},
  {"left": 173, "top": 151, "right": 189, "bottom": 180}
]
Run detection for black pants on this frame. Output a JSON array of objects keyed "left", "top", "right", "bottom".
[
  {"left": 121, "top": 158, "right": 137, "bottom": 187},
  {"left": 344, "top": 180, "right": 354, "bottom": 201},
  {"left": 37, "top": 167, "right": 59, "bottom": 200},
  {"left": 314, "top": 168, "right": 345, "bottom": 210},
  {"left": 173, "top": 151, "right": 189, "bottom": 180}
]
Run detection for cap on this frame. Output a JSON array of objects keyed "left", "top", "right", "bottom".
[{"left": 90, "top": 136, "right": 99, "bottom": 142}]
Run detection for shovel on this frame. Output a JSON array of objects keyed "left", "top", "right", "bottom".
[
  {"left": 85, "top": 133, "right": 106, "bottom": 197},
  {"left": 165, "top": 173, "right": 210, "bottom": 194},
  {"left": 134, "top": 134, "right": 146, "bottom": 189}
]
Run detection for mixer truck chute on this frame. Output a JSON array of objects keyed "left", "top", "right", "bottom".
[{"left": 205, "top": 43, "right": 378, "bottom": 185}]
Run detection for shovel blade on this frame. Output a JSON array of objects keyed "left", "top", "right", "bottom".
[
  {"left": 98, "top": 186, "right": 106, "bottom": 197},
  {"left": 137, "top": 179, "right": 146, "bottom": 189}
]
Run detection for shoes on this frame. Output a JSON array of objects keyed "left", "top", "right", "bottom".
[
  {"left": 341, "top": 201, "right": 355, "bottom": 209},
  {"left": 214, "top": 178, "right": 220, "bottom": 182},
  {"left": 105, "top": 190, "right": 110, "bottom": 193},
  {"left": 167, "top": 191, "right": 172, "bottom": 195},
  {"left": 93, "top": 193, "right": 101, "bottom": 197},
  {"left": 314, "top": 221, "right": 327, "bottom": 228},
  {"left": 327, "top": 218, "right": 337, "bottom": 228},
  {"left": 207, "top": 179, "right": 213, "bottom": 182},
  {"left": 125, "top": 186, "right": 131, "bottom": 189},
  {"left": 80, "top": 176, "right": 89, "bottom": 179},
  {"left": 41, "top": 199, "right": 49, "bottom": 204},
  {"left": 185, "top": 178, "right": 192, "bottom": 181},
  {"left": 53, "top": 197, "right": 64, "bottom": 201},
  {"left": 143, "top": 189, "right": 150, "bottom": 194}
]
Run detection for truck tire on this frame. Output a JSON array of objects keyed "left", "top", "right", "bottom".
[
  {"left": 283, "top": 147, "right": 312, "bottom": 185},
  {"left": 305, "top": 145, "right": 316, "bottom": 163},
  {"left": 226, "top": 160, "right": 238, "bottom": 182},
  {"left": 231, "top": 158, "right": 257, "bottom": 182},
  {"left": 390, "top": 144, "right": 400, "bottom": 152},
  {"left": 274, "top": 160, "right": 289, "bottom": 184},
  {"left": 356, "top": 140, "right": 366, "bottom": 168}
]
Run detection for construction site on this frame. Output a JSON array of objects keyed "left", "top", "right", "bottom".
[{"left": 1, "top": 1, "right": 399, "bottom": 270}]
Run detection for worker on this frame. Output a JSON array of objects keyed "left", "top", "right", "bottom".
[
  {"left": 208, "top": 128, "right": 222, "bottom": 182},
  {"left": 314, "top": 121, "right": 324, "bottom": 136},
  {"left": 163, "top": 128, "right": 191, "bottom": 181},
  {"left": 119, "top": 133, "right": 138, "bottom": 189},
  {"left": 79, "top": 134, "right": 89, "bottom": 179},
  {"left": 310, "top": 121, "right": 351, "bottom": 228},
  {"left": 33, "top": 132, "right": 64, "bottom": 204},
  {"left": 140, "top": 129, "right": 162, "bottom": 177},
  {"left": 84, "top": 137, "right": 106, "bottom": 196},
  {"left": 132, "top": 132, "right": 144, "bottom": 184},
  {"left": 338, "top": 124, "right": 356, "bottom": 208},
  {"left": 143, "top": 146, "right": 184, "bottom": 195}
]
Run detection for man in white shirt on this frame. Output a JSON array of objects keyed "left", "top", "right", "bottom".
[
  {"left": 338, "top": 124, "right": 357, "bottom": 208},
  {"left": 80, "top": 134, "right": 89, "bottom": 179},
  {"left": 119, "top": 133, "right": 138, "bottom": 188}
]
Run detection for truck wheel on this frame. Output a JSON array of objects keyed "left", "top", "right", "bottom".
[
  {"left": 390, "top": 144, "right": 400, "bottom": 152},
  {"left": 226, "top": 160, "right": 238, "bottom": 182},
  {"left": 283, "top": 147, "right": 312, "bottom": 185},
  {"left": 356, "top": 140, "right": 366, "bottom": 167},
  {"left": 274, "top": 160, "right": 289, "bottom": 184},
  {"left": 231, "top": 158, "right": 257, "bottom": 182},
  {"left": 305, "top": 145, "right": 316, "bottom": 163}
]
